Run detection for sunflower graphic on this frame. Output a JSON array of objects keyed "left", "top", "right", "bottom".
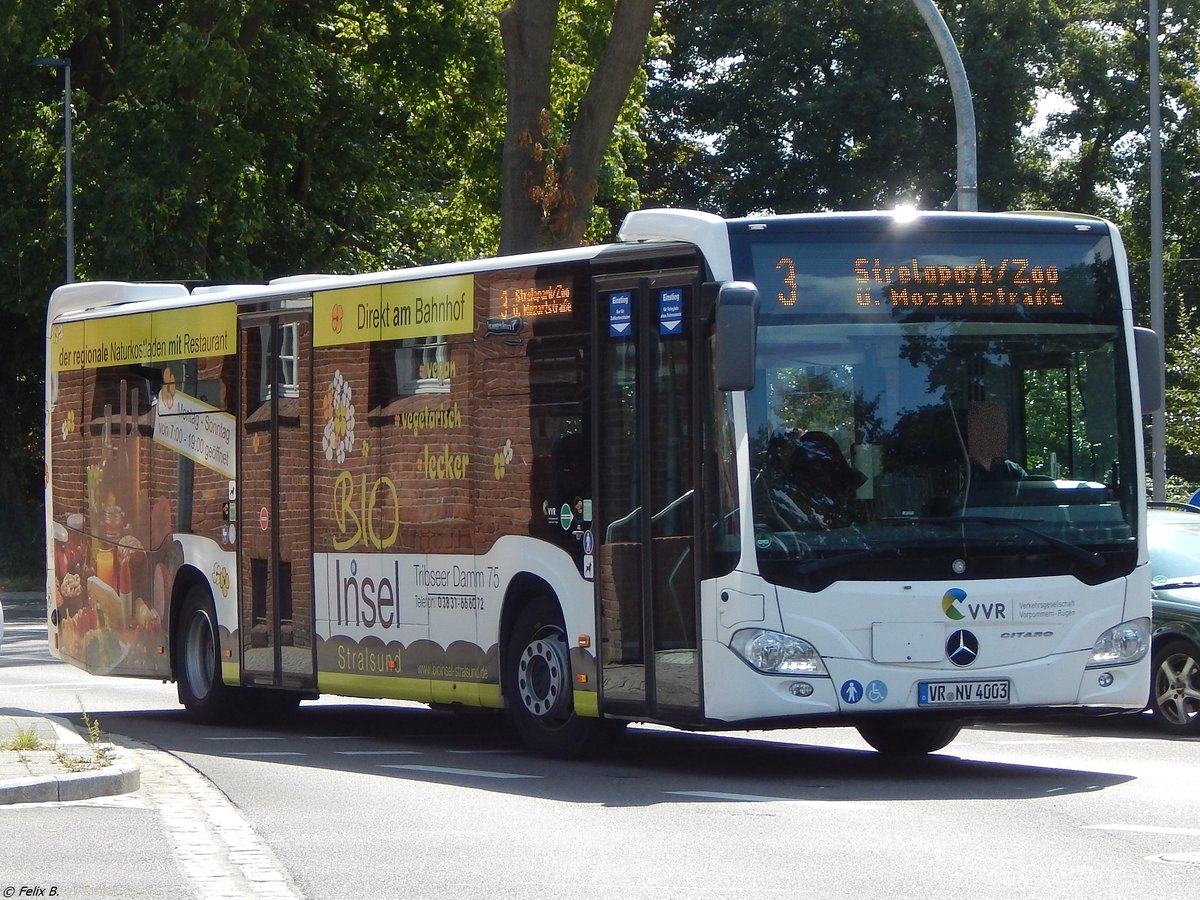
[
  {"left": 322, "top": 370, "right": 356, "bottom": 464},
  {"left": 212, "top": 564, "right": 230, "bottom": 597},
  {"left": 61, "top": 409, "right": 76, "bottom": 441},
  {"left": 493, "top": 438, "right": 514, "bottom": 480}
]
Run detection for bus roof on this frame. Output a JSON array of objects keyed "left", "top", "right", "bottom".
[
  {"left": 617, "top": 208, "right": 1117, "bottom": 283},
  {"left": 47, "top": 207, "right": 1119, "bottom": 324},
  {"left": 45, "top": 241, "right": 625, "bottom": 324}
]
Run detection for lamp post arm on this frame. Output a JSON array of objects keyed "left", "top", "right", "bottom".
[{"left": 909, "top": 0, "right": 978, "bottom": 211}]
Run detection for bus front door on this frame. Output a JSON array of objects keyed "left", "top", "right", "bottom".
[
  {"left": 595, "top": 270, "right": 703, "bottom": 723},
  {"left": 237, "top": 313, "right": 316, "bottom": 693}
]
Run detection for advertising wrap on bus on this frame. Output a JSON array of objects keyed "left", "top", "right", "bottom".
[
  {"left": 47, "top": 302, "right": 239, "bottom": 678},
  {"left": 45, "top": 209, "right": 1158, "bottom": 759},
  {"left": 313, "top": 551, "right": 501, "bottom": 701}
]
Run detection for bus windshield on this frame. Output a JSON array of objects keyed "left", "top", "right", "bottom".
[{"left": 729, "top": 215, "right": 1138, "bottom": 590}]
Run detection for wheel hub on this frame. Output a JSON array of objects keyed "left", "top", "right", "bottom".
[
  {"left": 517, "top": 633, "right": 569, "bottom": 720},
  {"left": 1157, "top": 654, "right": 1199, "bottom": 725}
]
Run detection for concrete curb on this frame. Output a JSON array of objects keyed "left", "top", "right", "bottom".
[
  {"left": 0, "top": 714, "right": 140, "bottom": 806},
  {"left": 0, "top": 755, "right": 141, "bottom": 804}
]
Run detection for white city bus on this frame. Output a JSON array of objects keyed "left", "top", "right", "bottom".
[{"left": 45, "top": 208, "right": 1164, "bottom": 756}]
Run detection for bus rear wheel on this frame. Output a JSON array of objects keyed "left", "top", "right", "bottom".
[
  {"left": 177, "top": 586, "right": 231, "bottom": 724},
  {"left": 856, "top": 721, "right": 962, "bottom": 756},
  {"left": 505, "top": 597, "right": 600, "bottom": 758}
]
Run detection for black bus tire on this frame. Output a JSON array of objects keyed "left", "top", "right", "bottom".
[
  {"left": 504, "top": 595, "right": 601, "bottom": 758},
  {"left": 856, "top": 721, "right": 962, "bottom": 756},
  {"left": 176, "top": 585, "right": 231, "bottom": 724}
]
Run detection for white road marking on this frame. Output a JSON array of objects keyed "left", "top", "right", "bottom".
[
  {"left": 664, "top": 790, "right": 792, "bottom": 802},
  {"left": 0, "top": 656, "right": 70, "bottom": 664},
  {"left": 335, "top": 750, "right": 421, "bottom": 756},
  {"left": 0, "top": 680, "right": 119, "bottom": 689},
  {"left": 203, "top": 736, "right": 285, "bottom": 742},
  {"left": 382, "top": 764, "right": 541, "bottom": 779},
  {"left": 302, "top": 734, "right": 374, "bottom": 741},
  {"left": 1088, "top": 824, "right": 1200, "bottom": 837},
  {"left": 227, "top": 751, "right": 306, "bottom": 758},
  {"left": 446, "top": 749, "right": 526, "bottom": 755}
]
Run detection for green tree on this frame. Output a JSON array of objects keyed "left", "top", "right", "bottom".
[
  {"left": 1034, "top": 3, "right": 1200, "bottom": 480},
  {"left": 0, "top": 0, "right": 507, "bottom": 578},
  {"left": 59, "top": 0, "right": 504, "bottom": 280},
  {"left": 0, "top": 0, "right": 67, "bottom": 577},
  {"left": 642, "top": 0, "right": 1061, "bottom": 214},
  {"left": 2, "top": 0, "right": 660, "bottom": 578}
]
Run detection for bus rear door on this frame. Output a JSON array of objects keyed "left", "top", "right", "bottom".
[{"left": 237, "top": 312, "right": 317, "bottom": 693}]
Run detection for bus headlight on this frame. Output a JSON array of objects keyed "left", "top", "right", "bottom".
[
  {"left": 1086, "top": 617, "right": 1151, "bottom": 667},
  {"left": 730, "top": 628, "right": 828, "bottom": 675}
]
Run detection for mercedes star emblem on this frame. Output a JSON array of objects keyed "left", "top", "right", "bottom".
[{"left": 946, "top": 629, "right": 979, "bottom": 667}]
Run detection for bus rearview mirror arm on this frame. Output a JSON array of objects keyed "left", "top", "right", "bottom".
[{"left": 714, "top": 281, "right": 760, "bottom": 392}]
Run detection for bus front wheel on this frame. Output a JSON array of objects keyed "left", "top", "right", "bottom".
[
  {"left": 177, "top": 586, "right": 231, "bottom": 724},
  {"left": 504, "top": 596, "right": 599, "bottom": 758},
  {"left": 856, "top": 721, "right": 962, "bottom": 756}
]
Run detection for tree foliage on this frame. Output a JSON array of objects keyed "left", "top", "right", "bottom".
[
  {"left": 642, "top": 0, "right": 1061, "bottom": 214},
  {"left": 642, "top": 0, "right": 1200, "bottom": 485},
  {"left": 7, "top": 1, "right": 1200, "bottom": 577},
  {"left": 1, "top": 0, "right": 509, "bottom": 577}
]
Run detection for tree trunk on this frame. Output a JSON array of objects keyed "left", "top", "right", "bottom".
[
  {"left": 498, "top": 0, "right": 558, "bottom": 255},
  {"left": 499, "top": 0, "right": 657, "bottom": 254},
  {"left": 555, "top": 0, "right": 656, "bottom": 248}
]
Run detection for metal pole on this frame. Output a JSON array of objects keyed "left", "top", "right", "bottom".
[
  {"left": 63, "top": 60, "right": 74, "bottom": 283},
  {"left": 32, "top": 57, "right": 74, "bottom": 283},
  {"left": 909, "top": 0, "right": 978, "bottom": 211},
  {"left": 1149, "top": 1, "right": 1165, "bottom": 500}
]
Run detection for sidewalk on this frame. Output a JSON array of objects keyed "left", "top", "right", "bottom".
[
  {"left": 1, "top": 589, "right": 140, "bottom": 804},
  {"left": 0, "top": 712, "right": 140, "bottom": 804}
]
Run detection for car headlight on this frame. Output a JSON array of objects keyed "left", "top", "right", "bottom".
[
  {"left": 1086, "top": 617, "right": 1151, "bottom": 667},
  {"left": 730, "top": 628, "right": 828, "bottom": 675}
]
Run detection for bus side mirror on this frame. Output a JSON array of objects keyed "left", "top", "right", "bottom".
[
  {"left": 714, "top": 281, "right": 759, "bottom": 391},
  {"left": 1133, "top": 326, "right": 1164, "bottom": 414}
]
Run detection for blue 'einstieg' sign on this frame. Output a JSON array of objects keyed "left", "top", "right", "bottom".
[
  {"left": 659, "top": 288, "right": 683, "bottom": 335},
  {"left": 609, "top": 291, "right": 632, "bottom": 338}
]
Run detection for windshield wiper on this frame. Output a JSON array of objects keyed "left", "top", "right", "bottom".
[
  {"left": 882, "top": 515, "right": 1105, "bottom": 569},
  {"left": 1152, "top": 579, "right": 1200, "bottom": 591}
]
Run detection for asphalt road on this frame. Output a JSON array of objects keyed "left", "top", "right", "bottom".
[{"left": 2, "top": 600, "right": 1199, "bottom": 899}]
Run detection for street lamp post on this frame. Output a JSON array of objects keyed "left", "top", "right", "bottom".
[
  {"left": 909, "top": 0, "right": 978, "bottom": 212},
  {"left": 32, "top": 56, "right": 74, "bottom": 284},
  {"left": 1149, "top": 1, "right": 1166, "bottom": 501}
]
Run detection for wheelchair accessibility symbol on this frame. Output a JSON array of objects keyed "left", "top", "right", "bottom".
[{"left": 866, "top": 680, "right": 888, "bottom": 703}]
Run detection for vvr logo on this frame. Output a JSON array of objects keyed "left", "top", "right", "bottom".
[{"left": 942, "top": 587, "right": 1007, "bottom": 621}]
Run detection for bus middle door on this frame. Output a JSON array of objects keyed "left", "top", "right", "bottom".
[{"left": 237, "top": 312, "right": 317, "bottom": 693}]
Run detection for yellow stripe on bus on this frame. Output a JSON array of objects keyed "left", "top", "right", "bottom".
[
  {"left": 317, "top": 672, "right": 503, "bottom": 708},
  {"left": 573, "top": 689, "right": 599, "bottom": 717},
  {"left": 314, "top": 274, "right": 474, "bottom": 347},
  {"left": 51, "top": 303, "right": 236, "bottom": 371}
]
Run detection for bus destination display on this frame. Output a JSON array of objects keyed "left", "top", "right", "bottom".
[{"left": 748, "top": 233, "right": 1116, "bottom": 319}]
